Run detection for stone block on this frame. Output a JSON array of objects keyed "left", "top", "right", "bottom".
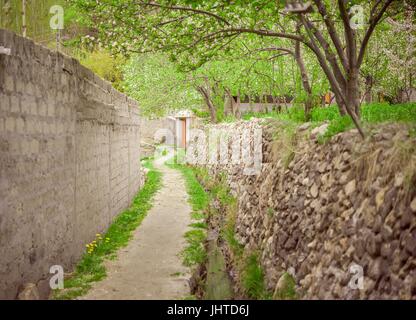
[
  {"left": 0, "top": 94, "right": 10, "bottom": 111},
  {"left": 5, "top": 116, "right": 15, "bottom": 132}
]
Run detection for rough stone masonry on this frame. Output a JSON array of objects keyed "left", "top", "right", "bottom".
[
  {"left": 0, "top": 29, "right": 141, "bottom": 299},
  {"left": 198, "top": 119, "right": 416, "bottom": 299}
]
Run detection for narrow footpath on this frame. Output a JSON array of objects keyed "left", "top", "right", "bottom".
[{"left": 81, "top": 158, "right": 191, "bottom": 299}]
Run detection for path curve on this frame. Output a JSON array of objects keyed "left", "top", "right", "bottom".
[{"left": 80, "top": 159, "right": 191, "bottom": 300}]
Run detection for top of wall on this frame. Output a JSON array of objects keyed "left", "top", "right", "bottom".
[{"left": 0, "top": 28, "right": 140, "bottom": 126}]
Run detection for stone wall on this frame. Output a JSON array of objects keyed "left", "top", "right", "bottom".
[
  {"left": 196, "top": 119, "right": 416, "bottom": 299},
  {"left": 0, "top": 29, "right": 141, "bottom": 299}
]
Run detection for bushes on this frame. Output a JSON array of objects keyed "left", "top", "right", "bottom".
[
  {"left": 361, "top": 103, "right": 416, "bottom": 123},
  {"left": 311, "top": 102, "right": 416, "bottom": 124},
  {"left": 241, "top": 102, "right": 415, "bottom": 142},
  {"left": 78, "top": 50, "right": 126, "bottom": 91},
  {"left": 242, "top": 103, "right": 416, "bottom": 126},
  {"left": 318, "top": 115, "right": 354, "bottom": 142},
  {"left": 310, "top": 105, "right": 342, "bottom": 122},
  {"left": 314, "top": 103, "right": 416, "bottom": 140}
]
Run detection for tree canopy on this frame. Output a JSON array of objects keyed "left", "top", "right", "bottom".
[{"left": 69, "top": 0, "right": 415, "bottom": 134}]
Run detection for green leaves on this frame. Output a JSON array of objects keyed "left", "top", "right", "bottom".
[{"left": 122, "top": 53, "right": 201, "bottom": 117}]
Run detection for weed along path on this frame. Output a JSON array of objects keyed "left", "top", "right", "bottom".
[{"left": 80, "top": 159, "right": 192, "bottom": 300}]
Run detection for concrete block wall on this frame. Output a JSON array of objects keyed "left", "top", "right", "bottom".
[{"left": 0, "top": 29, "right": 141, "bottom": 299}]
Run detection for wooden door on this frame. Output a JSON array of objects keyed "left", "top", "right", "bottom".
[{"left": 181, "top": 118, "right": 186, "bottom": 148}]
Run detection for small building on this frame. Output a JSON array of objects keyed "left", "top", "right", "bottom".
[
  {"left": 170, "top": 110, "right": 194, "bottom": 149},
  {"left": 139, "top": 110, "right": 195, "bottom": 158},
  {"left": 226, "top": 95, "right": 294, "bottom": 114}
]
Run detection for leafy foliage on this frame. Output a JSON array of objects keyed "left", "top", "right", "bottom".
[
  {"left": 78, "top": 50, "right": 126, "bottom": 91},
  {"left": 123, "top": 53, "right": 202, "bottom": 117},
  {"left": 319, "top": 103, "right": 416, "bottom": 140}
]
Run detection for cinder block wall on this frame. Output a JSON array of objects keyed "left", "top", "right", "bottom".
[{"left": 0, "top": 29, "right": 141, "bottom": 299}]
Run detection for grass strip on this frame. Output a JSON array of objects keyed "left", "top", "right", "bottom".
[{"left": 52, "top": 159, "right": 162, "bottom": 300}]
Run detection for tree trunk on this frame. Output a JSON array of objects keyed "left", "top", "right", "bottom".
[
  {"left": 364, "top": 75, "right": 373, "bottom": 104},
  {"left": 197, "top": 86, "right": 217, "bottom": 123},
  {"left": 262, "top": 95, "right": 268, "bottom": 113},
  {"left": 346, "top": 66, "right": 361, "bottom": 119},
  {"left": 22, "top": 0, "right": 27, "bottom": 37},
  {"left": 248, "top": 95, "right": 253, "bottom": 112},
  {"left": 297, "top": 12, "right": 364, "bottom": 137},
  {"left": 224, "top": 87, "right": 232, "bottom": 116},
  {"left": 235, "top": 91, "right": 241, "bottom": 119},
  {"left": 294, "top": 39, "right": 313, "bottom": 120},
  {"left": 330, "top": 66, "right": 365, "bottom": 137}
]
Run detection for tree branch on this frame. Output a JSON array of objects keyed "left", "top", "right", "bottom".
[
  {"left": 268, "top": 52, "right": 291, "bottom": 60},
  {"left": 137, "top": 1, "right": 231, "bottom": 25},
  {"left": 250, "top": 47, "right": 295, "bottom": 56},
  {"left": 313, "top": 0, "right": 349, "bottom": 71},
  {"left": 227, "top": 28, "right": 305, "bottom": 42},
  {"left": 302, "top": 16, "right": 346, "bottom": 89},
  {"left": 295, "top": 38, "right": 312, "bottom": 94},
  {"left": 338, "top": 0, "right": 356, "bottom": 69},
  {"left": 299, "top": 16, "right": 344, "bottom": 101},
  {"left": 357, "top": 0, "right": 395, "bottom": 67}
]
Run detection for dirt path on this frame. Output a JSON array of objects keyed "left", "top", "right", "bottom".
[{"left": 80, "top": 158, "right": 191, "bottom": 300}]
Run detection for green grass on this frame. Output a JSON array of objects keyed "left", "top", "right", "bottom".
[
  {"left": 182, "top": 229, "right": 207, "bottom": 267},
  {"left": 241, "top": 105, "right": 306, "bottom": 123},
  {"left": 52, "top": 159, "right": 162, "bottom": 300},
  {"left": 242, "top": 102, "right": 416, "bottom": 123},
  {"left": 171, "top": 272, "right": 185, "bottom": 277},
  {"left": 238, "top": 102, "right": 416, "bottom": 141},
  {"left": 168, "top": 163, "right": 210, "bottom": 268},
  {"left": 169, "top": 164, "right": 210, "bottom": 213},
  {"left": 222, "top": 220, "right": 244, "bottom": 258},
  {"left": 317, "top": 103, "right": 416, "bottom": 141},
  {"left": 200, "top": 172, "right": 271, "bottom": 300},
  {"left": 318, "top": 115, "right": 355, "bottom": 143},
  {"left": 173, "top": 165, "right": 273, "bottom": 300},
  {"left": 192, "top": 171, "right": 244, "bottom": 258},
  {"left": 190, "top": 221, "right": 208, "bottom": 229},
  {"left": 241, "top": 253, "right": 271, "bottom": 300},
  {"left": 207, "top": 177, "right": 271, "bottom": 300},
  {"left": 171, "top": 164, "right": 235, "bottom": 299},
  {"left": 273, "top": 272, "right": 297, "bottom": 300}
]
